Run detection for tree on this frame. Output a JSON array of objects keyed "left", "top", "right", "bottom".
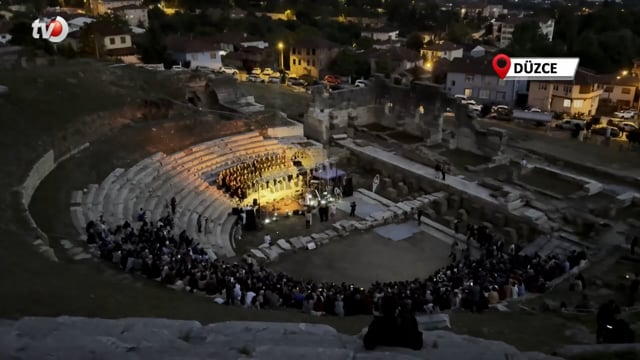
[
  {"left": 405, "top": 32, "right": 424, "bottom": 51},
  {"left": 355, "top": 36, "right": 374, "bottom": 50},
  {"left": 139, "top": 25, "right": 168, "bottom": 63},
  {"left": 445, "top": 22, "right": 470, "bottom": 44},
  {"left": 328, "top": 49, "right": 370, "bottom": 78}
]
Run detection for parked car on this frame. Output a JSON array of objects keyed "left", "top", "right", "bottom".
[
  {"left": 555, "top": 119, "right": 586, "bottom": 130},
  {"left": 218, "top": 66, "right": 239, "bottom": 75},
  {"left": 525, "top": 107, "right": 542, "bottom": 112},
  {"left": 287, "top": 76, "right": 307, "bottom": 86},
  {"left": 261, "top": 68, "right": 273, "bottom": 76},
  {"left": 268, "top": 75, "right": 281, "bottom": 84},
  {"left": 616, "top": 121, "right": 638, "bottom": 132},
  {"left": 171, "top": 65, "right": 187, "bottom": 71},
  {"left": 466, "top": 100, "right": 482, "bottom": 112},
  {"left": 613, "top": 109, "right": 637, "bottom": 119},
  {"left": 324, "top": 74, "right": 341, "bottom": 85},
  {"left": 492, "top": 105, "right": 510, "bottom": 113},
  {"left": 454, "top": 94, "right": 469, "bottom": 102},
  {"left": 247, "top": 74, "right": 265, "bottom": 83},
  {"left": 592, "top": 125, "right": 621, "bottom": 138},
  {"left": 354, "top": 80, "right": 369, "bottom": 88}
]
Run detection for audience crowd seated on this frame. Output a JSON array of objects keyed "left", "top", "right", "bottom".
[
  {"left": 217, "top": 153, "right": 291, "bottom": 201},
  {"left": 86, "top": 219, "right": 587, "bottom": 318}
]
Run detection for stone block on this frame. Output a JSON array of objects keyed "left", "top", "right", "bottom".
[
  {"left": 311, "top": 233, "right": 328, "bottom": 241},
  {"left": 324, "top": 229, "right": 338, "bottom": 238},
  {"left": 443, "top": 216, "right": 456, "bottom": 229},
  {"left": 276, "top": 239, "right": 292, "bottom": 251},
  {"left": 332, "top": 223, "right": 344, "bottom": 233},
  {"left": 434, "top": 198, "right": 448, "bottom": 216},
  {"left": 448, "top": 195, "right": 461, "bottom": 211},
  {"left": 289, "top": 237, "right": 305, "bottom": 249},
  {"left": 383, "top": 187, "right": 398, "bottom": 200},
  {"left": 382, "top": 177, "right": 393, "bottom": 189},
  {"left": 397, "top": 182, "right": 409, "bottom": 197},
  {"left": 250, "top": 249, "right": 268, "bottom": 260},
  {"left": 415, "top": 313, "right": 451, "bottom": 330}
]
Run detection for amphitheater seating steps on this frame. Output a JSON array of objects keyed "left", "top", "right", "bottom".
[{"left": 70, "top": 132, "right": 324, "bottom": 261}]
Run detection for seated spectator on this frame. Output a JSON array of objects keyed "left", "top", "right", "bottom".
[{"left": 363, "top": 296, "right": 423, "bottom": 351}]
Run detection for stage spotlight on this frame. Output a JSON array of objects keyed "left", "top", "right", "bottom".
[
  {"left": 264, "top": 219, "right": 271, "bottom": 224},
  {"left": 287, "top": 211, "right": 293, "bottom": 216},
  {"left": 320, "top": 200, "right": 326, "bottom": 205}
]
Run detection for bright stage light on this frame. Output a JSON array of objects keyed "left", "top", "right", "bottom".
[{"left": 264, "top": 219, "right": 271, "bottom": 224}]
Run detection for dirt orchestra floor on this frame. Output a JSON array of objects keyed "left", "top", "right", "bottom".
[{"left": 268, "top": 228, "right": 451, "bottom": 286}]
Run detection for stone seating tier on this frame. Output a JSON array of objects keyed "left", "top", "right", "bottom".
[{"left": 73, "top": 132, "right": 291, "bottom": 259}]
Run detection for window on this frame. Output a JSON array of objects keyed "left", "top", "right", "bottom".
[
  {"left": 604, "top": 86, "right": 614, "bottom": 93},
  {"left": 498, "top": 79, "right": 506, "bottom": 87},
  {"left": 573, "top": 99, "right": 584, "bottom": 108},
  {"left": 479, "top": 89, "right": 490, "bottom": 99},
  {"left": 563, "top": 85, "right": 571, "bottom": 93},
  {"left": 451, "top": 80, "right": 456, "bottom": 86},
  {"left": 292, "top": 59, "right": 296, "bottom": 65},
  {"left": 621, "top": 87, "right": 632, "bottom": 94},
  {"left": 483, "top": 76, "right": 493, "bottom": 85},
  {"left": 311, "top": 60, "right": 316, "bottom": 67},
  {"left": 312, "top": 48, "right": 316, "bottom": 55},
  {"left": 563, "top": 99, "right": 571, "bottom": 107},
  {"left": 496, "top": 91, "right": 506, "bottom": 101},
  {"left": 538, "top": 83, "right": 547, "bottom": 91},
  {"left": 465, "top": 74, "right": 473, "bottom": 83},
  {"left": 464, "top": 88, "right": 473, "bottom": 97},
  {"left": 120, "top": 36, "right": 126, "bottom": 44},
  {"left": 553, "top": 84, "right": 559, "bottom": 91},
  {"left": 292, "top": 48, "right": 296, "bottom": 54},
  {"left": 109, "top": 37, "right": 116, "bottom": 45},
  {"left": 306, "top": 48, "right": 310, "bottom": 55},
  {"left": 210, "top": 52, "right": 217, "bottom": 59}
]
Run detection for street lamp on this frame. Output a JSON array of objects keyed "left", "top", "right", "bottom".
[{"left": 277, "top": 42, "right": 284, "bottom": 71}]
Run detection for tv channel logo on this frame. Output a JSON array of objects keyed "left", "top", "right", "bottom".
[{"left": 32, "top": 16, "right": 69, "bottom": 43}]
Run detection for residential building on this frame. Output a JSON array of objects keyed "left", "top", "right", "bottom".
[
  {"left": 167, "top": 36, "right": 225, "bottom": 70},
  {"left": 211, "top": 32, "right": 268, "bottom": 52},
  {"left": 83, "top": 23, "right": 137, "bottom": 62},
  {"left": 368, "top": 47, "right": 421, "bottom": 74},
  {"left": 222, "top": 46, "right": 276, "bottom": 70},
  {"left": 328, "top": 16, "right": 386, "bottom": 28},
  {"left": 0, "top": 21, "right": 11, "bottom": 45},
  {"left": 94, "top": 0, "right": 142, "bottom": 15},
  {"left": 528, "top": 68, "right": 603, "bottom": 115},
  {"left": 483, "top": 4, "right": 505, "bottom": 18},
  {"left": 112, "top": 4, "right": 148, "bottom": 27},
  {"left": 597, "top": 74, "right": 638, "bottom": 108},
  {"left": 360, "top": 28, "right": 399, "bottom": 41},
  {"left": 441, "top": 56, "right": 523, "bottom": 105},
  {"left": 421, "top": 41, "right": 463, "bottom": 66},
  {"left": 289, "top": 37, "right": 340, "bottom": 79},
  {"left": 493, "top": 17, "right": 554, "bottom": 48}
]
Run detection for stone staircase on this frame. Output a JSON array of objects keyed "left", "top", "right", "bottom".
[{"left": 0, "top": 317, "right": 565, "bottom": 360}]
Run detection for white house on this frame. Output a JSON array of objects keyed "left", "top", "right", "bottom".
[
  {"left": 112, "top": 4, "right": 149, "bottom": 27},
  {"left": 421, "top": 41, "right": 463, "bottom": 65},
  {"left": 360, "top": 28, "right": 400, "bottom": 42},
  {"left": 493, "top": 17, "right": 555, "bottom": 48},
  {"left": 167, "top": 36, "right": 226, "bottom": 70}
]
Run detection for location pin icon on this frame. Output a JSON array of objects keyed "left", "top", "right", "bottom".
[{"left": 492, "top": 54, "right": 511, "bottom": 80}]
